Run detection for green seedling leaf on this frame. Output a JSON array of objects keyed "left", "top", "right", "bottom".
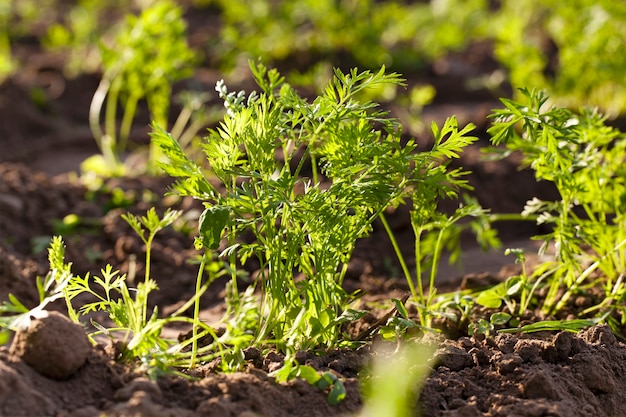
[
  {"left": 1, "top": 236, "right": 77, "bottom": 330},
  {"left": 499, "top": 318, "right": 601, "bottom": 334},
  {"left": 294, "top": 366, "right": 346, "bottom": 405},
  {"left": 490, "top": 312, "right": 512, "bottom": 326},
  {"left": 52, "top": 213, "right": 82, "bottom": 234},
  {"left": 435, "top": 310, "right": 459, "bottom": 323},
  {"left": 468, "top": 319, "right": 493, "bottom": 336},
  {"left": 7, "top": 294, "right": 29, "bottom": 314},
  {"left": 392, "top": 298, "right": 410, "bottom": 319},
  {"left": 122, "top": 208, "right": 182, "bottom": 246},
  {"left": 506, "top": 276, "right": 523, "bottom": 296},
  {"left": 389, "top": 317, "right": 418, "bottom": 330},
  {"left": 272, "top": 360, "right": 295, "bottom": 384},
  {"left": 0, "top": 330, "right": 10, "bottom": 345},
  {"left": 475, "top": 287, "right": 504, "bottom": 309},
  {"left": 80, "top": 154, "right": 125, "bottom": 177},
  {"left": 378, "top": 326, "right": 397, "bottom": 341},
  {"left": 329, "top": 309, "right": 367, "bottom": 329},
  {"left": 296, "top": 365, "right": 321, "bottom": 385},
  {"left": 379, "top": 316, "right": 420, "bottom": 341},
  {"left": 198, "top": 206, "right": 229, "bottom": 250}
]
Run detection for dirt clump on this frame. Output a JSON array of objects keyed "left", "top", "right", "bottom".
[
  {"left": 9, "top": 310, "right": 92, "bottom": 380},
  {"left": 420, "top": 325, "right": 626, "bottom": 417}
]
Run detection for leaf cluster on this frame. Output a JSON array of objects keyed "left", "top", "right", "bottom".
[
  {"left": 484, "top": 88, "right": 626, "bottom": 332},
  {"left": 0, "top": 236, "right": 73, "bottom": 333},
  {"left": 87, "top": 0, "right": 198, "bottom": 175},
  {"left": 152, "top": 63, "right": 486, "bottom": 386},
  {"left": 154, "top": 63, "right": 417, "bottom": 352}
]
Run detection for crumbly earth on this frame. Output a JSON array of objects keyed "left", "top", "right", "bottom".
[
  {"left": 421, "top": 326, "right": 626, "bottom": 417},
  {"left": 3, "top": 12, "right": 626, "bottom": 415}
]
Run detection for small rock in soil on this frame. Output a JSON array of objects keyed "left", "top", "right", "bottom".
[
  {"left": 9, "top": 311, "right": 91, "bottom": 380},
  {"left": 553, "top": 331, "right": 574, "bottom": 360}
]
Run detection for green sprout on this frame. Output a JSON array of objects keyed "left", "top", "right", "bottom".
[
  {"left": 486, "top": 88, "right": 626, "bottom": 335},
  {"left": 86, "top": 0, "right": 196, "bottom": 176}
]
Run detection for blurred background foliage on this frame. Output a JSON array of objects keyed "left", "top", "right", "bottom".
[{"left": 2, "top": 0, "right": 626, "bottom": 116}]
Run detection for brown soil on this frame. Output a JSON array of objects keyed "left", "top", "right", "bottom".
[{"left": 2, "top": 6, "right": 626, "bottom": 417}]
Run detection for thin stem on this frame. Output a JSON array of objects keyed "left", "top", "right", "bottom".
[
  {"left": 147, "top": 90, "right": 170, "bottom": 175},
  {"left": 310, "top": 153, "right": 319, "bottom": 184},
  {"left": 190, "top": 256, "right": 206, "bottom": 369},
  {"left": 142, "top": 234, "right": 153, "bottom": 326},
  {"left": 170, "top": 274, "right": 211, "bottom": 317},
  {"left": 177, "top": 117, "right": 207, "bottom": 148},
  {"left": 119, "top": 93, "right": 140, "bottom": 155},
  {"left": 488, "top": 213, "right": 539, "bottom": 223},
  {"left": 427, "top": 228, "right": 446, "bottom": 307},
  {"left": 170, "top": 105, "right": 192, "bottom": 141},
  {"left": 414, "top": 226, "right": 425, "bottom": 303},
  {"left": 105, "top": 80, "right": 120, "bottom": 153},
  {"left": 554, "top": 237, "right": 626, "bottom": 313},
  {"left": 89, "top": 77, "right": 110, "bottom": 152},
  {"left": 380, "top": 213, "right": 417, "bottom": 301}
]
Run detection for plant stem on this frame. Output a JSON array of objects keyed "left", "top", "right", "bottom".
[
  {"left": 142, "top": 233, "right": 154, "bottom": 326},
  {"left": 554, "top": 237, "right": 626, "bottom": 313},
  {"left": 380, "top": 213, "right": 417, "bottom": 301},
  {"left": 119, "top": 93, "right": 140, "bottom": 155},
  {"left": 89, "top": 77, "right": 109, "bottom": 152},
  {"left": 170, "top": 105, "right": 192, "bottom": 141},
  {"left": 105, "top": 80, "right": 120, "bottom": 153},
  {"left": 427, "top": 228, "right": 446, "bottom": 307},
  {"left": 190, "top": 256, "right": 206, "bottom": 369},
  {"left": 488, "top": 213, "right": 538, "bottom": 223}
]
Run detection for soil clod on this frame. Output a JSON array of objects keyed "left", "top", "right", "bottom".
[{"left": 9, "top": 311, "right": 91, "bottom": 380}]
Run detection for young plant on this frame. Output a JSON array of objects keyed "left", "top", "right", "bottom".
[
  {"left": 473, "top": 249, "right": 540, "bottom": 318},
  {"left": 153, "top": 62, "right": 409, "bottom": 353},
  {"left": 0, "top": 236, "right": 73, "bottom": 334},
  {"left": 62, "top": 208, "right": 181, "bottom": 359},
  {"left": 152, "top": 62, "right": 482, "bottom": 360},
  {"left": 488, "top": 88, "right": 626, "bottom": 333},
  {"left": 468, "top": 312, "right": 512, "bottom": 337},
  {"left": 380, "top": 129, "right": 503, "bottom": 328},
  {"left": 87, "top": 0, "right": 197, "bottom": 175}
]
